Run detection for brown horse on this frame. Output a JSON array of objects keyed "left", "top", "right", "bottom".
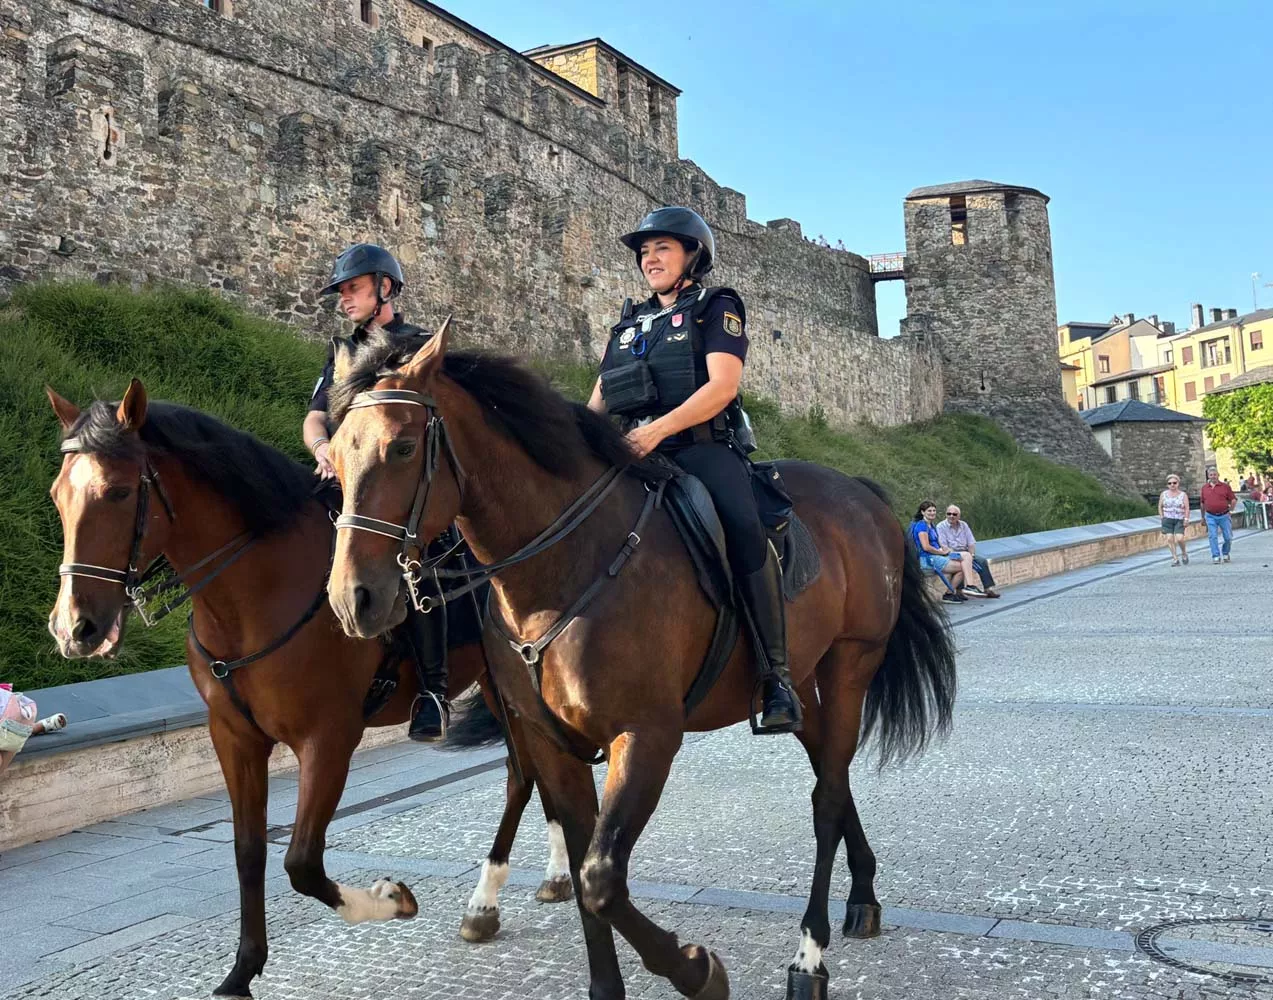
[
  {"left": 44, "top": 380, "right": 573, "bottom": 1000},
  {"left": 324, "top": 329, "right": 957, "bottom": 1000}
]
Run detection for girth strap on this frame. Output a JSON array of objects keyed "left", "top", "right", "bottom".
[{"left": 190, "top": 583, "right": 330, "bottom": 680}]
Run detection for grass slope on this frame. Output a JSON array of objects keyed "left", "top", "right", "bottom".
[{"left": 2, "top": 284, "right": 1148, "bottom": 690}]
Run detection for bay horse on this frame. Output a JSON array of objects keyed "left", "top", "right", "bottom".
[
  {"left": 324, "top": 327, "right": 957, "bottom": 1000},
  {"left": 44, "top": 380, "right": 573, "bottom": 999}
]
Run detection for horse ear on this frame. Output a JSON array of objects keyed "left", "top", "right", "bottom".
[
  {"left": 332, "top": 336, "right": 356, "bottom": 387},
  {"left": 46, "top": 387, "right": 81, "bottom": 431},
  {"left": 402, "top": 314, "right": 451, "bottom": 383},
  {"left": 116, "top": 378, "right": 148, "bottom": 431}
]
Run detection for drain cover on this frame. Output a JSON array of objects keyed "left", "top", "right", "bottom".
[{"left": 1137, "top": 917, "right": 1273, "bottom": 985}]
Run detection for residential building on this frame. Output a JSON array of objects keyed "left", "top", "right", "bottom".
[
  {"left": 1162, "top": 307, "right": 1273, "bottom": 419},
  {"left": 1058, "top": 314, "right": 1173, "bottom": 410}
]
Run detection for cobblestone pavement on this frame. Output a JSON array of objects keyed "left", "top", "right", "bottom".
[{"left": 3, "top": 535, "right": 1273, "bottom": 999}]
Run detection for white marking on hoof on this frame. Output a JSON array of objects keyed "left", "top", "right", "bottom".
[
  {"left": 465, "top": 860, "right": 509, "bottom": 917},
  {"left": 336, "top": 879, "right": 407, "bottom": 924},
  {"left": 544, "top": 820, "right": 569, "bottom": 882},
  {"left": 790, "top": 928, "right": 823, "bottom": 974}
]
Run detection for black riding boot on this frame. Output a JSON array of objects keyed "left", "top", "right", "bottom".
[
  {"left": 405, "top": 599, "right": 449, "bottom": 743},
  {"left": 737, "top": 543, "right": 802, "bottom": 734}
]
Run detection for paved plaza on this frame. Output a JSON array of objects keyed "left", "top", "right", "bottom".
[{"left": 2, "top": 531, "right": 1272, "bottom": 999}]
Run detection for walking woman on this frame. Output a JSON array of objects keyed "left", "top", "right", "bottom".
[{"left": 1159, "top": 473, "right": 1190, "bottom": 566}]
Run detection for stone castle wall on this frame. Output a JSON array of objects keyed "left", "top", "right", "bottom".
[
  {"left": 902, "top": 188, "right": 1139, "bottom": 497},
  {"left": 1, "top": 0, "right": 942, "bottom": 429}
]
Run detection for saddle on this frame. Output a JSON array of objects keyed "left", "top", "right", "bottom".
[{"left": 657, "top": 460, "right": 821, "bottom": 717}]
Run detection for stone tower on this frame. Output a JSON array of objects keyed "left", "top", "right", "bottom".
[{"left": 901, "top": 180, "right": 1138, "bottom": 496}]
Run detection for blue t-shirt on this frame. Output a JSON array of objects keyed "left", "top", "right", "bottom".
[{"left": 911, "top": 520, "right": 936, "bottom": 555}]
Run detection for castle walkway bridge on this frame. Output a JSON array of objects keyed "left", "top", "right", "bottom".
[
  {"left": 2, "top": 531, "right": 1271, "bottom": 999},
  {"left": 868, "top": 252, "right": 906, "bottom": 282}
]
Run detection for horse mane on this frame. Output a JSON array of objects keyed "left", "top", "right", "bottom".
[
  {"left": 330, "top": 329, "right": 668, "bottom": 481},
  {"left": 66, "top": 400, "right": 329, "bottom": 537}
]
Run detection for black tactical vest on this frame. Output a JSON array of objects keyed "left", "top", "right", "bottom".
[{"left": 599, "top": 286, "right": 745, "bottom": 423}]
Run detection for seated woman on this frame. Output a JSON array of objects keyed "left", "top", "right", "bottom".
[{"left": 911, "top": 501, "right": 966, "bottom": 602}]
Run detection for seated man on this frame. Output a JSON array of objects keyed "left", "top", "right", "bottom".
[{"left": 937, "top": 505, "right": 1001, "bottom": 599}]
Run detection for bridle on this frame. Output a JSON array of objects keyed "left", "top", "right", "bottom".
[
  {"left": 56, "top": 436, "right": 253, "bottom": 629},
  {"left": 333, "top": 387, "right": 468, "bottom": 614}
]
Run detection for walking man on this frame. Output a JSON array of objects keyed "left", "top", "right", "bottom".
[{"left": 1200, "top": 466, "right": 1238, "bottom": 564}]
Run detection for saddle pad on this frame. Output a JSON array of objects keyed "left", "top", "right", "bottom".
[{"left": 781, "top": 514, "right": 821, "bottom": 601}]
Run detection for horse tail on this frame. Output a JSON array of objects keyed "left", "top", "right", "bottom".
[
  {"left": 856, "top": 477, "right": 958, "bottom": 767},
  {"left": 441, "top": 685, "right": 507, "bottom": 751}
]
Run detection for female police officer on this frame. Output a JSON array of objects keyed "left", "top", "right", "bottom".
[
  {"left": 586, "top": 208, "right": 800, "bottom": 733},
  {"left": 303, "top": 243, "right": 449, "bottom": 742}
]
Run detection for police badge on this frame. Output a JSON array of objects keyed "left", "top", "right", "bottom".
[
  {"left": 723, "top": 312, "right": 744, "bottom": 337},
  {"left": 619, "top": 329, "right": 635, "bottom": 348}
]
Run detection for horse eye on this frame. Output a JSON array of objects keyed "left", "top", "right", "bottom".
[
  {"left": 393, "top": 441, "right": 417, "bottom": 460},
  {"left": 105, "top": 485, "right": 131, "bottom": 503}
]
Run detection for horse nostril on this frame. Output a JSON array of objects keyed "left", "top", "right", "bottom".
[
  {"left": 353, "top": 585, "right": 373, "bottom": 618},
  {"left": 71, "top": 617, "right": 97, "bottom": 643}
]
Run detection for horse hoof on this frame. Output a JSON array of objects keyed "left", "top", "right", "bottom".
[
  {"left": 786, "top": 964, "right": 829, "bottom": 1000},
  {"left": 459, "top": 907, "right": 501, "bottom": 942},
  {"left": 393, "top": 881, "right": 419, "bottom": 919},
  {"left": 842, "top": 902, "right": 882, "bottom": 938},
  {"left": 535, "top": 876, "right": 574, "bottom": 903},
  {"left": 683, "top": 947, "right": 729, "bottom": 1000}
]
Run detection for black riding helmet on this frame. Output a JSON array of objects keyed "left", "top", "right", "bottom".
[
  {"left": 619, "top": 207, "right": 715, "bottom": 280},
  {"left": 319, "top": 243, "right": 405, "bottom": 304}
]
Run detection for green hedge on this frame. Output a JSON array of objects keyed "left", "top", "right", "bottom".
[{"left": 1, "top": 283, "right": 1149, "bottom": 690}]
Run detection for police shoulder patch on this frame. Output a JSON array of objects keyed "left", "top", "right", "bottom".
[{"left": 723, "top": 312, "right": 744, "bottom": 337}]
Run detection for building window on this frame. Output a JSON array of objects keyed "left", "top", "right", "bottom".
[
  {"left": 1204, "top": 375, "right": 1215, "bottom": 392},
  {"left": 1104, "top": 386, "right": 1117, "bottom": 404},
  {"left": 950, "top": 195, "right": 968, "bottom": 246},
  {"left": 201, "top": 0, "right": 232, "bottom": 12},
  {"left": 1201, "top": 337, "right": 1231, "bottom": 368},
  {"left": 1129, "top": 380, "right": 1141, "bottom": 400},
  {"left": 1098, "top": 355, "right": 1110, "bottom": 374},
  {"left": 1077, "top": 398, "right": 1084, "bottom": 410},
  {"left": 1253, "top": 330, "right": 1264, "bottom": 351},
  {"left": 1164, "top": 348, "right": 1173, "bottom": 364},
  {"left": 1221, "top": 373, "right": 1231, "bottom": 384},
  {"left": 414, "top": 33, "right": 434, "bottom": 70},
  {"left": 1185, "top": 382, "right": 1197, "bottom": 401},
  {"left": 358, "top": 0, "right": 377, "bottom": 26},
  {"left": 1154, "top": 376, "right": 1166, "bottom": 403},
  {"left": 1181, "top": 345, "right": 1194, "bottom": 365}
]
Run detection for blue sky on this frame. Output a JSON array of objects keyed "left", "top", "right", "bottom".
[{"left": 451, "top": 1, "right": 1272, "bottom": 337}]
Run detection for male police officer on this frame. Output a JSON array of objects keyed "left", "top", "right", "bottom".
[{"left": 304, "top": 244, "right": 448, "bottom": 741}]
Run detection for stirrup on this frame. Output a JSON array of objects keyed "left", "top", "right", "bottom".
[
  {"left": 408, "top": 691, "right": 450, "bottom": 742},
  {"left": 748, "top": 678, "right": 802, "bottom": 735}
]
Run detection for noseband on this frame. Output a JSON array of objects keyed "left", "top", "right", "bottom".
[
  {"left": 56, "top": 436, "right": 252, "bottom": 627},
  {"left": 333, "top": 388, "right": 467, "bottom": 613}
]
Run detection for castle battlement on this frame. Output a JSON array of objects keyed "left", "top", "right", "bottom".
[{"left": 2, "top": 0, "right": 944, "bottom": 431}]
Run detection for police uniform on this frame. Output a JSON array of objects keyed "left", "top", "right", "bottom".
[
  {"left": 312, "top": 244, "right": 449, "bottom": 742},
  {"left": 602, "top": 206, "right": 801, "bottom": 733},
  {"left": 600, "top": 286, "right": 768, "bottom": 577}
]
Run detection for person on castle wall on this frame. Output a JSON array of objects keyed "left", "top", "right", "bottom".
[
  {"left": 585, "top": 206, "right": 801, "bottom": 734},
  {"left": 910, "top": 502, "right": 966, "bottom": 602},
  {"left": 936, "top": 505, "right": 1000, "bottom": 597},
  {"left": 1200, "top": 465, "right": 1238, "bottom": 564},
  {"left": 302, "top": 243, "right": 449, "bottom": 743},
  {"left": 1157, "top": 473, "right": 1190, "bottom": 566}
]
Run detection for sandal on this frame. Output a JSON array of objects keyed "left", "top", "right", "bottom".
[
  {"left": 32, "top": 713, "right": 68, "bottom": 736},
  {"left": 1171, "top": 558, "right": 1180, "bottom": 567}
]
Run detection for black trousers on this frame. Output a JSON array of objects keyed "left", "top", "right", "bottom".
[{"left": 666, "top": 441, "right": 768, "bottom": 575}]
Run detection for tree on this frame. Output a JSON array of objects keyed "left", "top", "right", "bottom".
[{"left": 1203, "top": 383, "right": 1273, "bottom": 472}]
